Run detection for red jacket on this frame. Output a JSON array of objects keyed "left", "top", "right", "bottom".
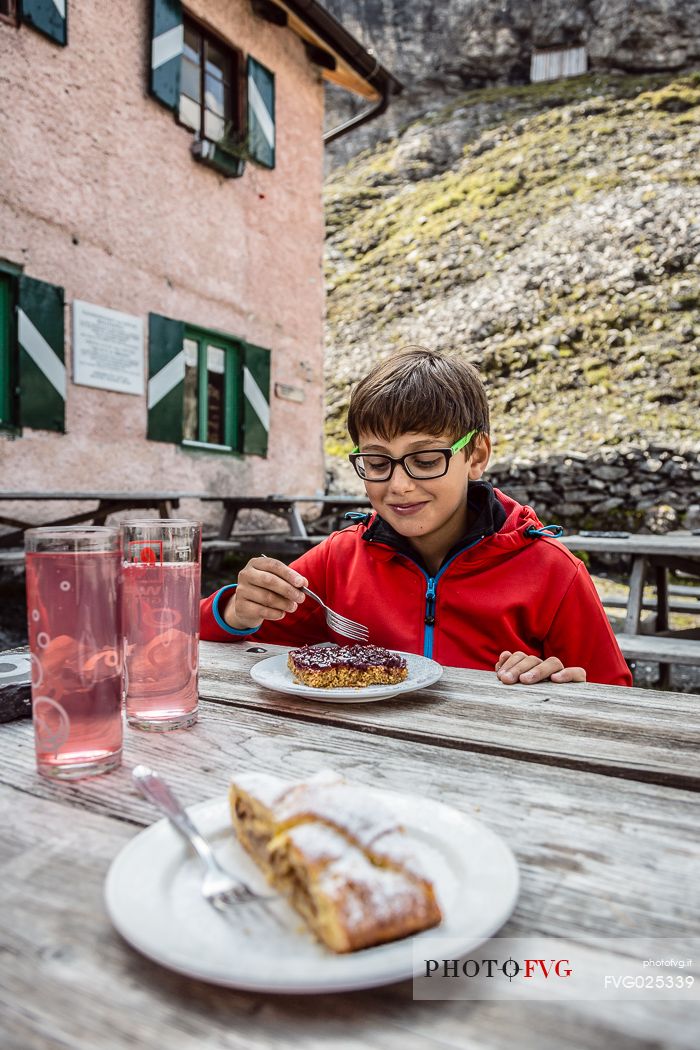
[{"left": 200, "top": 485, "right": 632, "bottom": 686}]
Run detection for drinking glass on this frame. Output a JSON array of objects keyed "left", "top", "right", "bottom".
[
  {"left": 25, "top": 526, "right": 123, "bottom": 780},
  {"left": 121, "top": 519, "right": 201, "bottom": 731}
]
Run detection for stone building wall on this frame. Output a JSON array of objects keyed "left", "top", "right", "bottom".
[{"left": 0, "top": 0, "right": 327, "bottom": 509}]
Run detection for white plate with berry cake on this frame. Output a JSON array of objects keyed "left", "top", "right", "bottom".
[{"left": 249, "top": 644, "right": 443, "bottom": 702}]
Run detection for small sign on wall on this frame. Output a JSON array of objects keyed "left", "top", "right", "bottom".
[
  {"left": 72, "top": 300, "right": 144, "bottom": 395},
  {"left": 274, "top": 382, "right": 305, "bottom": 404}
]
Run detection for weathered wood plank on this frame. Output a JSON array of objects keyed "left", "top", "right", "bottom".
[
  {"left": 624, "top": 556, "right": 646, "bottom": 634},
  {"left": 2, "top": 721, "right": 700, "bottom": 1050},
  {"left": 195, "top": 643, "right": 700, "bottom": 789},
  {"left": 561, "top": 532, "right": 700, "bottom": 559},
  {"left": 1, "top": 706, "right": 698, "bottom": 944},
  {"left": 3, "top": 792, "right": 696, "bottom": 1050},
  {"left": 616, "top": 633, "right": 700, "bottom": 666}
]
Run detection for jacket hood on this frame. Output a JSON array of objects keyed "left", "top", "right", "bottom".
[{"left": 359, "top": 479, "right": 548, "bottom": 574}]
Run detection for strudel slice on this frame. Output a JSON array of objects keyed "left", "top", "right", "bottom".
[
  {"left": 287, "top": 643, "right": 408, "bottom": 688},
  {"left": 229, "top": 769, "right": 441, "bottom": 953}
]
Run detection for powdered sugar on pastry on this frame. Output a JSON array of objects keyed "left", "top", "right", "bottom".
[{"left": 229, "top": 768, "right": 442, "bottom": 952}]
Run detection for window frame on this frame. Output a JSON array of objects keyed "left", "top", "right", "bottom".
[
  {"left": 176, "top": 13, "right": 245, "bottom": 149},
  {"left": 181, "top": 324, "right": 243, "bottom": 454},
  {"left": 0, "top": 0, "right": 17, "bottom": 28},
  {"left": 0, "top": 272, "right": 17, "bottom": 431}
]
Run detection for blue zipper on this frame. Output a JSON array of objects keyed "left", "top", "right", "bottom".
[
  {"left": 422, "top": 535, "right": 485, "bottom": 658},
  {"left": 369, "top": 534, "right": 486, "bottom": 658}
]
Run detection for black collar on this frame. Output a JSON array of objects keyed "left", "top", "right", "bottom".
[{"left": 362, "top": 479, "right": 506, "bottom": 574}]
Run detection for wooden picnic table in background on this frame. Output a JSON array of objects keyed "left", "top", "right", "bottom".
[
  {"left": 1, "top": 640, "right": 698, "bottom": 1048},
  {"left": 0, "top": 491, "right": 371, "bottom": 564},
  {"left": 199, "top": 493, "right": 371, "bottom": 561},
  {"left": 0, "top": 491, "right": 208, "bottom": 554},
  {"left": 560, "top": 531, "right": 700, "bottom": 682}
]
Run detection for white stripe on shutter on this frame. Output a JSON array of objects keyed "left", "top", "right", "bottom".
[
  {"left": 50, "top": 0, "right": 66, "bottom": 17},
  {"left": 243, "top": 365, "right": 270, "bottom": 431},
  {"left": 18, "top": 309, "right": 66, "bottom": 399},
  {"left": 152, "top": 24, "right": 184, "bottom": 70},
  {"left": 148, "top": 350, "right": 185, "bottom": 409},
  {"left": 249, "top": 76, "right": 275, "bottom": 150}
]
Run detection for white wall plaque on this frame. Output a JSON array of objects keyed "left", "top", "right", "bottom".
[
  {"left": 274, "top": 382, "right": 305, "bottom": 404},
  {"left": 72, "top": 300, "right": 144, "bottom": 395}
]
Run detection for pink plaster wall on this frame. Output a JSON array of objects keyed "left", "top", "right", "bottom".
[{"left": 0, "top": 0, "right": 327, "bottom": 518}]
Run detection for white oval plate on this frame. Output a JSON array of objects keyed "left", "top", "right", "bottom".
[
  {"left": 249, "top": 649, "right": 443, "bottom": 703},
  {"left": 105, "top": 788, "right": 519, "bottom": 994}
]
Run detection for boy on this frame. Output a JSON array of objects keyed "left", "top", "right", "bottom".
[{"left": 201, "top": 349, "right": 632, "bottom": 686}]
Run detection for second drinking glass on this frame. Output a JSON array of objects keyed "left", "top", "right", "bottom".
[{"left": 121, "top": 519, "right": 201, "bottom": 731}]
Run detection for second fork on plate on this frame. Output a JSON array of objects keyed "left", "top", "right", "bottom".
[{"left": 132, "top": 765, "right": 277, "bottom": 918}]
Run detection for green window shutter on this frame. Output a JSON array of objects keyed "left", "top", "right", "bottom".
[
  {"left": 247, "top": 57, "right": 275, "bottom": 169},
  {"left": 0, "top": 277, "right": 14, "bottom": 427},
  {"left": 242, "top": 341, "right": 270, "bottom": 456},
  {"left": 150, "top": 0, "right": 183, "bottom": 111},
  {"left": 17, "top": 275, "right": 65, "bottom": 433},
  {"left": 20, "top": 0, "right": 68, "bottom": 46},
  {"left": 147, "top": 313, "right": 185, "bottom": 443}
]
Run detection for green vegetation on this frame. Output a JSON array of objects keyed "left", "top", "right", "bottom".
[{"left": 323, "top": 71, "right": 700, "bottom": 464}]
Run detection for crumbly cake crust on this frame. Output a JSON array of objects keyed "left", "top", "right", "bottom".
[{"left": 288, "top": 644, "right": 408, "bottom": 688}]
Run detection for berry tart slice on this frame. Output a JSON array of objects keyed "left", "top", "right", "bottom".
[{"left": 288, "top": 644, "right": 408, "bottom": 689}]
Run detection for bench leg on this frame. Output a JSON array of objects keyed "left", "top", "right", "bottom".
[
  {"left": 287, "top": 505, "right": 308, "bottom": 539},
  {"left": 624, "top": 556, "right": 646, "bottom": 635},
  {"left": 209, "top": 506, "right": 239, "bottom": 571},
  {"left": 656, "top": 566, "right": 671, "bottom": 688},
  {"left": 92, "top": 500, "right": 111, "bottom": 526}
]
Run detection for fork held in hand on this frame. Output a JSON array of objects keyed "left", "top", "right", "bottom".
[
  {"left": 300, "top": 587, "right": 369, "bottom": 642},
  {"left": 257, "top": 554, "right": 369, "bottom": 642},
  {"left": 131, "top": 765, "right": 275, "bottom": 913}
]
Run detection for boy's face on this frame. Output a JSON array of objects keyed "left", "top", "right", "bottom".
[{"left": 356, "top": 430, "right": 491, "bottom": 548}]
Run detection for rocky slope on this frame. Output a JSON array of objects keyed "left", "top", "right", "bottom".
[
  {"left": 323, "top": 70, "right": 700, "bottom": 524},
  {"left": 323, "top": 0, "right": 700, "bottom": 167}
]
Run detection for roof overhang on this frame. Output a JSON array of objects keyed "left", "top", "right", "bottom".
[{"left": 251, "top": 0, "right": 403, "bottom": 103}]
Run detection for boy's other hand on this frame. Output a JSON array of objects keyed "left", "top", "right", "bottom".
[
  {"left": 223, "top": 556, "right": 307, "bottom": 630},
  {"left": 495, "top": 650, "right": 586, "bottom": 684}
]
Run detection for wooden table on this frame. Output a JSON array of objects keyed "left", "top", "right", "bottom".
[
  {"left": 561, "top": 531, "right": 700, "bottom": 681},
  {"left": 1, "top": 641, "right": 698, "bottom": 1048},
  {"left": 0, "top": 491, "right": 208, "bottom": 551},
  {"left": 200, "top": 494, "right": 371, "bottom": 561}
]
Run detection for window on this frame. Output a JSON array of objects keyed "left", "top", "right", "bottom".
[
  {"left": 147, "top": 313, "right": 270, "bottom": 456},
  {"left": 179, "top": 17, "right": 243, "bottom": 146},
  {"left": 0, "top": 1, "right": 17, "bottom": 27},
  {"left": 0, "top": 274, "right": 14, "bottom": 427},
  {"left": 149, "top": 5, "right": 276, "bottom": 176},
  {"left": 182, "top": 326, "right": 242, "bottom": 449}
]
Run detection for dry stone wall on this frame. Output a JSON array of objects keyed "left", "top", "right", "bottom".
[{"left": 488, "top": 445, "right": 700, "bottom": 532}]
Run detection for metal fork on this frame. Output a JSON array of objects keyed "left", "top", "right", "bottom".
[
  {"left": 301, "top": 586, "right": 369, "bottom": 642},
  {"left": 257, "top": 554, "right": 369, "bottom": 642},
  {"left": 131, "top": 765, "right": 276, "bottom": 916}
]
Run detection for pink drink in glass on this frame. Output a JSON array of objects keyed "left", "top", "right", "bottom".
[
  {"left": 25, "top": 532, "right": 123, "bottom": 780},
  {"left": 122, "top": 521, "right": 201, "bottom": 730}
]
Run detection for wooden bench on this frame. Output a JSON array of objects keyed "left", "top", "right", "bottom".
[
  {"left": 616, "top": 631, "right": 700, "bottom": 667},
  {"left": 0, "top": 549, "right": 24, "bottom": 567},
  {"left": 202, "top": 535, "right": 325, "bottom": 559},
  {"left": 599, "top": 594, "right": 700, "bottom": 615}
]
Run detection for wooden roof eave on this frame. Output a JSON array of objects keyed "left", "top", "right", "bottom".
[{"left": 260, "top": 0, "right": 384, "bottom": 101}]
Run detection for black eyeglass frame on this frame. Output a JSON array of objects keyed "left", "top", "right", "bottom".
[{"left": 348, "top": 429, "right": 480, "bottom": 483}]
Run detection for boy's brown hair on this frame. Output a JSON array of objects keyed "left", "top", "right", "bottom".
[{"left": 347, "top": 347, "right": 490, "bottom": 455}]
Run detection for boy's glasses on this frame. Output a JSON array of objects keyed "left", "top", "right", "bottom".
[{"left": 348, "top": 429, "right": 480, "bottom": 483}]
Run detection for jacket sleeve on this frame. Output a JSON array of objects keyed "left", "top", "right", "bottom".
[
  {"left": 543, "top": 561, "right": 633, "bottom": 686},
  {"left": 199, "top": 542, "right": 330, "bottom": 645}
]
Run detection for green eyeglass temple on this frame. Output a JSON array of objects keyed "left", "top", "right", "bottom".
[{"left": 350, "top": 429, "right": 480, "bottom": 456}]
